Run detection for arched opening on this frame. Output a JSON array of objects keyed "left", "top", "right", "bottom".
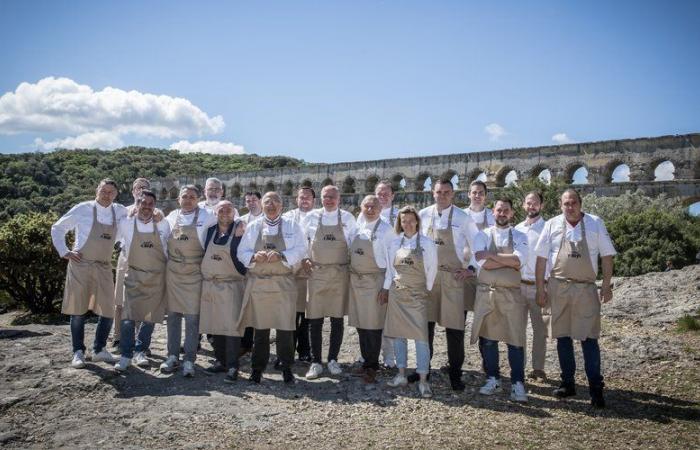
[
  {"left": 321, "top": 177, "right": 333, "bottom": 187},
  {"left": 160, "top": 187, "right": 168, "bottom": 200},
  {"left": 391, "top": 174, "right": 407, "bottom": 192},
  {"left": 365, "top": 175, "right": 379, "bottom": 193},
  {"left": 282, "top": 180, "right": 294, "bottom": 196},
  {"left": 654, "top": 160, "right": 675, "bottom": 181},
  {"left": 688, "top": 201, "right": 700, "bottom": 217},
  {"left": 342, "top": 176, "right": 356, "bottom": 194},
  {"left": 537, "top": 169, "right": 552, "bottom": 185},
  {"left": 416, "top": 173, "right": 432, "bottom": 192},
  {"left": 611, "top": 164, "right": 631, "bottom": 183},
  {"left": 440, "top": 170, "right": 459, "bottom": 190},
  {"left": 247, "top": 183, "right": 258, "bottom": 194},
  {"left": 169, "top": 187, "right": 179, "bottom": 199},
  {"left": 264, "top": 181, "right": 276, "bottom": 193},
  {"left": 496, "top": 167, "right": 516, "bottom": 187},
  {"left": 300, "top": 179, "right": 313, "bottom": 188},
  {"left": 504, "top": 170, "right": 518, "bottom": 187},
  {"left": 571, "top": 166, "right": 589, "bottom": 185},
  {"left": 467, "top": 168, "right": 487, "bottom": 184},
  {"left": 231, "top": 183, "right": 242, "bottom": 198}
]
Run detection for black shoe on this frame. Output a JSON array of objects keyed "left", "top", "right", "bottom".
[
  {"left": 205, "top": 361, "right": 226, "bottom": 374},
  {"left": 553, "top": 382, "right": 577, "bottom": 398},
  {"left": 224, "top": 369, "right": 239, "bottom": 383},
  {"left": 111, "top": 339, "right": 120, "bottom": 349},
  {"left": 274, "top": 358, "right": 282, "bottom": 370},
  {"left": 283, "top": 368, "right": 295, "bottom": 384},
  {"left": 143, "top": 349, "right": 152, "bottom": 357},
  {"left": 590, "top": 383, "right": 606, "bottom": 409},
  {"left": 249, "top": 369, "right": 262, "bottom": 383},
  {"left": 239, "top": 347, "right": 252, "bottom": 357},
  {"left": 449, "top": 373, "right": 465, "bottom": 392},
  {"left": 439, "top": 364, "right": 451, "bottom": 374},
  {"left": 298, "top": 354, "right": 312, "bottom": 363},
  {"left": 407, "top": 371, "right": 430, "bottom": 383}
]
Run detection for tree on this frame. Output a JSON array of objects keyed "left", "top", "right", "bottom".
[
  {"left": 0, "top": 213, "right": 66, "bottom": 313},
  {"left": 500, "top": 176, "right": 570, "bottom": 223}
]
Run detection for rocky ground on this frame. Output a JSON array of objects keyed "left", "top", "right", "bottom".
[{"left": 1, "top": 265, "right": 699, "bottom": 449}]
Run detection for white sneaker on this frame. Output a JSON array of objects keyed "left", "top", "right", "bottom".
[
  {"left": 418, "top": 381, "right": 433, "bottom": 398},
  {"left": 305, "top": 362, "right": 324, "bottom": 380},
  {"left": 71, "top": 350, "right": 86, "bottom": 369},
  {"left": 183, "top": 360, "right": 195, "bottom": 378},
  {"left": 328, "top": 359, "right": 342, "bottom": 375},
  {"left": 134, "top": 351, "right": 150, "bottom": 368},
  {"left": 510, "top": 382, "right": 528, "bottom": 403},
  {"left": 114, "top": 356, "right": 131, "bottom": 372},
  {"left": 92, "top": 349, "right": 117, "bottom": 364},
  {"left": 387, "top": 374, "right": 408, "bottom": 387},
  {"left": 160, "top": 355, "right": 179, "bottom": 373},
  {"left": 382, "top": 359, "right": 397, "bottom": 369},
  {"left": 479, "top": 377, "right": 502, "bottom": 395}
]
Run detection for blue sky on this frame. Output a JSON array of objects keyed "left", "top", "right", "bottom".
[{"left": 1, "top": 0, "right": 699, "bottom": 163}]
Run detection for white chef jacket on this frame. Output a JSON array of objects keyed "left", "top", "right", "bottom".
[
  {"left": 237, "top": 216, "right": 308, "bottom": 269},
  {"left": 534, "top": 213, "right": 617, "bottom": 275},
  {"left": 384, "top": 233, "right": 438, "bottom": 291},
  {"left": 418, "top": 204, "right": 479, "bottom": 266},
  {"left": 51, "top": 200, "right": 128, "bottom": 257},
  {"left": 474, "top": 225, "right": 528, "bottom": 273},
  {"left": 116, "top": 216, "right": 170, "bottom": 259},
  {"left": 464, "top": 206, "right": 495, "bottom": 229},
  {"left": 282, "top": 208, "right": 310, "bottom": 226},
  {"left": 349, "top": 217, "right": 397, "bottom": 271},
  {"left": 240, "top": 211, "right": 264, "bottom": 224},
  {"left": 515, "top": 216, "right": 551, "bottom": 281},
  {"left": 357, "top": 205, "right": 399, "bottom": 227},
  {"left": 165, "top": 207, "right": 217, "bottom": 248},
  {"left": 301, "top": 207, "right": 357, "bottom": 247}
]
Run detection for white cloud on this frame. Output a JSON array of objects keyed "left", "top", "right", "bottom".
[
  {"left": 552, "top": 133, "right": 573, "bottom": 144},
  {"left": 34, "top": 131, "right": 124, "bottom": 151},
  {"left": 0, "top": 76, "right": 225, "bottom": 150},
  {"left": 484, "top": 123, "right": 506, "bottom": 141},
  {"left": 170, "top": 140, "right": 245, "bottom": 155}
]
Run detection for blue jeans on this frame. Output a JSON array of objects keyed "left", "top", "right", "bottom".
[
  {"left": 393, "top": 338, "right": 430, "bottom": 375},
  {"left": 557, "top": 337, "right": 603, "bottom": 386},
  {"left": 119, "top": 320, "right": 156, "bottom": 358},
  {"left": 70, "top": 314, "right": 113, "bottom": 354},
  {"left": 167, "top": 312, "right": 200, "bottom": 362},
  {"left": 480, "top": 337, "right": 525, "bottom": 383}
]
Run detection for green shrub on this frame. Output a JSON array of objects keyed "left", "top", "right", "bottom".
[
  {"left": 500, "top": 177, "right": 570, "bottom": 223},
  {"left": 0, "top": 212, "right": 66, "bottom": 314}
]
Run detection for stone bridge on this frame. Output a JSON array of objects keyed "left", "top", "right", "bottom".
[{"left": 153, "top": 133, "right": 700, "bottom": 214}]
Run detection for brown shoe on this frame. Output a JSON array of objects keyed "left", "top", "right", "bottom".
[
  {"left": 351, "top": 366, "right": 367, "bottom": 377},
  {"left": 363, "top": 368, "right": 377, "bottom": 384},
  {"left": 528, "top": 369, "right": 547, "bottom": 380}
]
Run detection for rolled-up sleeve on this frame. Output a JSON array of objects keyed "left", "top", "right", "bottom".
[{"left": 596, "top": 218, "right": 617, "bottom": 257}]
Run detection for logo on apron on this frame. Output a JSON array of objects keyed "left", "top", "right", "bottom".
[
  {"left": 264, "top": 243, "right": 277, "bottom": 250},
  {"left": 211, "top": 254, "right": 223, "bottom": 261},
  {"left": 177, "top": 235, "right": 190, "bottom": 241},
  {"left": 433, "top": 237, "right": 445, "bottom": 246},
  {"left": 100, "top": 233, "right": 112, "bottom": 239},
  {"left": 140, "top": 241, "right": 154, "bottom": 248},
  {"left": 568, "top": 241, "right": 582, "bottom": 258},
  {"left": 400, "top": 257, "right": 415, "bottom": 266},
  {"left": 354, "top": 248, "right": 365, "bottom": 256},
  {"left": 323, "top": 234, "right": 337, "bottom": 241}
]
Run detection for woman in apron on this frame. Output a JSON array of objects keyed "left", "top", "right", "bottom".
[
  {"left": 236, "top": 192, "right": 308, "bottom": 384},
  {"left": 114, "top": 190, "right": 170, "bottom": 372},
  {"left": 348, "top": 195, "right": 396, "bottom": 384},
  {"left": 470, "top": 198, "right": 529, "bottom": 403},
  {"left": 384, "top": 206, "right": 437, "bottom": 398},
  {"left": 51, "top": 179, "right": 126, "bottom": 368},
  {"left": 199, "top": 201, "right": 247, "bottom": 383}
]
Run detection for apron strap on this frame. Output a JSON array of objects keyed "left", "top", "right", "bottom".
[{"left": 370, "top": 219, "right": 381, "bottom": 241}]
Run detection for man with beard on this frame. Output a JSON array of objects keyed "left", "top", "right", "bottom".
[
  {"left": 198, "top": 177, "right": 238, "bottom": 217},
  {"left": 514, "top": 191, "right": 550, "bottom": 380}
]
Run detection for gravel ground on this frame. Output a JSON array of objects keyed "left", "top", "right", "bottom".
[{"left": 1, "top": 266, "right": 699, "bottom": 449}]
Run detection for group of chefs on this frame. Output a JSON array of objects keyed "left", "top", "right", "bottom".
[{"left": 51, "top": 174, "right": 616, "bottom": 407}]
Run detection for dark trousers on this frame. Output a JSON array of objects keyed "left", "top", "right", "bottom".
[
  {"left": 309, "top": 317, "right": 344, "bottom": 363},
  {"left": 252, "top": 329, "right": 295, "bottom": 372},
  {"left": 357, "top": 328, "right": 383, "bottom": 370},
  {"left": 241, "top": 327, "right": 255, "bottom": 350},
  {"left": 70, "top": 314, "right": 112, "bottom": 354},
  {"left": 211, "top": 335, "right": 241, "bottom": 370},
  {"left": 557, "top": 337, "right": 603, "bottom": 386},
  {"left": 428, "top": 315, "right": 467, "bottom": 377},
  {"left": 294, "top": 312, "right": 311, "bottom": 358},
  {"left": 480, "top": 337, "right": 525, "bottom": 383}
]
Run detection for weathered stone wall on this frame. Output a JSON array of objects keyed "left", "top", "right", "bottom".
[{"left": 153, "top": 133, "right": 700, "bottom": 213}]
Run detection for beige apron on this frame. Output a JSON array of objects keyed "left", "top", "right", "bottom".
[
  {"left": 306, "top": 209, "right": 349, "bottom": 319},
  {"left": 470, "top": 228, "right": 528, "bottom": 347},
  {"left": 62, "top": 205, "right": 117, "bottom": 317},
  {"left": 428, "top": 207, "right": 466, "bottom": 330},
  {"left": 348, "top": 220, "right": 387, "bottom": 330},
  {"left": 166, "top": 208, "right": 204, "bottom": 315},
  {"left": 464, "top": 208, "right": 489, "bottom": 312},
  {"left": 113, "top": 205, "right": 135, "bottom": 308},
  {"left": 237, "top": 220, "right": 297, "bottom": 331},
  {"left": 199, "top": 229, "right": 246, "bottom": 336},
  {"left": 123, "top": 219, "right": 167, "bottom": 323},
  {"left": 549, "top": 216, "right": 600, "bottom": 340},
  {"left": 385, "top": 234, "right": 430, "bottom": 341}
]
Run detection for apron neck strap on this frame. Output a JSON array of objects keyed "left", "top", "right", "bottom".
[{"left": 371, "top": 218, "right": 381, "bottom": 241}]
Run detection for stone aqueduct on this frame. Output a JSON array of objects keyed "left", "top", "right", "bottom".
[{"left": 153, "top": 133, "right": 700, "bottom": 213}]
